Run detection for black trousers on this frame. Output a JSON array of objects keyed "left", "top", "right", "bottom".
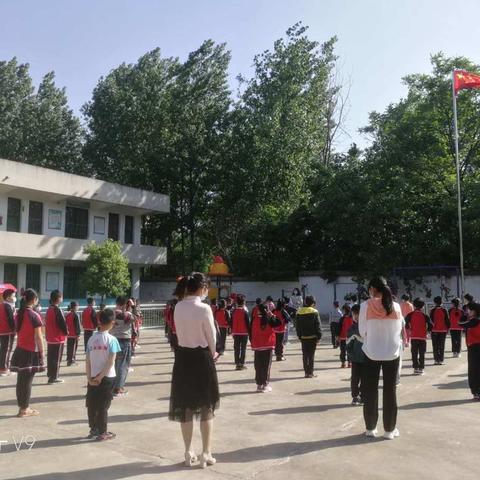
[
  {"left": 451, "top": 330, "right": 462, "bottom": 354},
  {"left": 0, "top": 334, "right": 15, "bottom": 370},
  {"left": 47, "top": 343, "right": 64, "bottom": 381},
  {"left": 431, "top": 332, "right": 447, "bottom": 362},
  {"left": 301, "top": 338, "right": 317, "bottom": 375},
  {"left": 339, "top": 340, "right": 347, "bottom": 363},
  {"left": 330, "top": 323, "right": 339, "bottom": 347},
  {"left": 351, "top": 361, "right": 363, "bottom": 399},
  {"left": 467, "top": 344, "right": 480, "bottom": 396},
  {"left": 218, "top": 327, "right": 228, "bottom": 354},
  {"left": 86, "top": 376, "right": 115, "bottom": 434},
  {"left": 254, "top": 350, "right": 273, "bottom": 386},
  {"left": 275, "top": 332, "right": 285, "bottom": 359},
  {"left": 362, "top": 356, "right": 399, "bottom": 432},
  {"left": 233, "top": 335, "right": 248, "bottom": 366},
  {"left": 411, "top": 339, "right": 427, "bottom": 370},
  {"left": 16, "top": 370, "right": 36, "bottom": 409},
  {"left": 66, "top": 337, "right": 79, "bottom": 365},
  {"left": 84, "top": 330, "right": 94, "bottom": 352}
]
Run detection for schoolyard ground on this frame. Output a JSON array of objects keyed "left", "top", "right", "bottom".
[{"left": 0, "top": 328, "right": 477, "bottom": 480}]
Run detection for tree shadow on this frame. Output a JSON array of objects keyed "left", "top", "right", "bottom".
[
  {"left": 58, "top": 411, "right": 168, "bottom": 426},
  {"left": 222, "top": 376, "right": 306, "bottom": 386},
  {"left": 249, "top": 403, "right": 350, "bottom": 416},
  {"left": 215, "top": 434, "right": 380, "bottom": 463},
  {"left": 0, "top": 395, "right": 85, "bottom": 407},
  {"left": 3, "top": 461, "right": 185, "bottom": 479},
  {"left": 432, "top": 379, "right": 469, "bottom": 390},
  {"left": 295, "top": 387, "right": 350, "bottom": 395},
  {"left": 400, "top": 398, "right": 473, "bottom": 410}
]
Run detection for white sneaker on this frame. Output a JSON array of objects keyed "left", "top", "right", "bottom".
[
  {"left": 262, "top": 384, "right": 272, "bottom": 393},
  {"left": 365, "top": 429, "right": 378, "bottom": 438},
  {"left": 383, "top": 428, "right": 400, "bottom": 440}
]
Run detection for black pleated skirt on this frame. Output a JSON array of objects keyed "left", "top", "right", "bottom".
[
  {"left": 169, "top": 346, "right": 220, "bottom": 422},
  {"left": 10, "top": 347, "right": 45, "bottom": 373}
]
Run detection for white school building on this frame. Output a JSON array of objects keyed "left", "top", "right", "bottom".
[{"left": 0, "top": 158, "right": 169, "bottom": 304}]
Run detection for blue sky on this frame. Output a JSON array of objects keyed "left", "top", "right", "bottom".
[{"left": 1, "top": 0, "right": 479, "bottom": 151}]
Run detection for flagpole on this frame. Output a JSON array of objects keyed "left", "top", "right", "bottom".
[{"left": 452, "top": 70, "right": 465, "bottom": 298}]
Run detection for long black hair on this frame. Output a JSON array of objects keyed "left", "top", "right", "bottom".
[
  {"left": 258, "top": 303, "right": 270, "bottom": 329},
  {"left": 174, "top": 273, "right": 208, "bottom": 299},
  {"left": 368, "top": 276, "right": 394, "bottom": 315},
  {"left": 16, "top": 288, "right": 38, "bottom": 331}
]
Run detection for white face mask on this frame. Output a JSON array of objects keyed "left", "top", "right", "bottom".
[{"left": 7, "top": 301, "right": 16, "bottom": 309}]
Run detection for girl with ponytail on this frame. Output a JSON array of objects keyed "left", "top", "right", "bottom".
[{"left": 358, "top": 276, "right": 403, "bottom": 440}]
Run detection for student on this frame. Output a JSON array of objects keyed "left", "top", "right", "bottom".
[
  {"left": 210, "top": 298, "right": 218, "bottom": 317},
  {"left": 10, "top": 289, "right": 44, "bottom": 417},
  {"left": 337, "top": 305, "right": 353, "bottom": 368},
  {"left": 359, "top": 277, "right": 403, "bottom": 440},
  {"left": 214, "top": 299, "right": 231, "bottom": 355},
  {"left": 346, "top": 304, "right": 365, "bottom": 405},
  {"left": 430, "top": 296, "right": 450, "bottom": 365},
  {"left": 127, "top": 299, "right": 138, "bottom": 357},
  {"left": 165, "top": 299, "right": 178, "bottom": 352},
  {"left": 272, "top": 299, "right": 291, "bottom": 361},
  {"left": 231, "top": 295, "right": 250, "bottom": 370},
  {"left": 85, "top": 308, "right": 121, "bottom": 441},
  {"left": 459, "top": 302, "right": 480, "bottom": 400},
  {"left": 400, "top": 294, "right": 414, "bottom": 347},
  {"left": 110, "top": 296, "right": 135, "bottom": 397},
  {"left": 82, "top": 297, "right": 97, "bottom": 351},
  {"left": 264, "top": 296, "right": 275, "bottom": 312},
  {"left": 0, "top": 288, "right": 17, "bottom": 376},
  {"left": 449, "top": 298, "right": 463, "bottom": 358},
  {"left": 329, "top": 301, "right": 342, "bottom": 348},
  {"left": 405, "top": 298, "right": 431, "bottom": 375},
  {"left": 45, "top": 290, "right": 67, "bottom": 384},
  {"left": 296, "top": 295, "right": 322, "bottom": 378},
  {"left": 66, "top": 301, "right": 81, "bottom": 366},
  {"left": 250, "top": 303, "right": 281, "bottom": 392}
]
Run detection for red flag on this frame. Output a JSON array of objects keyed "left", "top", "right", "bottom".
[{"left": 454, "top": 70, "right": 480, "bottom": 94}]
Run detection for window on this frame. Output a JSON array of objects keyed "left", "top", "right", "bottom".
[
  {"left": 124, "top": 215, "right": 134, "bottom": 244},
  {"left": 26, "top": 264, "right": 41, "bottom": 292},
  {"left": 45, "top": 272, "right": 59, "bottom": 292},
  {"left": 48, "top": 209, "right": 62, "bottom": 230},
  {"left": 4, "top": 263, "right": 18, "bottom": 286},
  {"left": 65, "top": 206, "right": 89, "bottom": 239},
  {"left": 108, "top": 213, "right": 119, "bottom": 241},
  {"left": 28, "top": 201, "right": 43, "bottom": 234},
  {"left": 7, "top": 198, "right": 21, "bottom": 232},
  {"left": 64, "top": 266, "right": 86, "bottom": 298},
  {"left": 93, "top": 216, "right": 106, "bottom": 235}
]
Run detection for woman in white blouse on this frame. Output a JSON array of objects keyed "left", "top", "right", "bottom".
[
  {"left": 358, "top": 276, "right": 403, "bottom": 440},
  {"left": 169, "top": 273, "right": 219, "bottom": 468}
]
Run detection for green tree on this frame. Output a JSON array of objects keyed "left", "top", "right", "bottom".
[
  {"left": 82, "top": 240, "right": 131, "bottom": 300},
  {"left": 0, "top": 58, "right": 85, "bottom": 172}
]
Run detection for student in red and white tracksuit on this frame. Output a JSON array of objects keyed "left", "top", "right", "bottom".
[
  {"left": 405, "top": 298, "right": 431, "bottom": 375},
  {"left": 250, "top": 303, "right": 281, "bottom": 392},
  {"left": 400, "top": 294, "right": 414, "bottom": 346},
  {"left": 82, "top": 297, "right": 97, "bottom": 352},
  {"left": 338, "top": 305, "right": 353, "bottom": 368},
  {"left": 459, "top": 302, "right": 480, "bottom": 400},
  {"left": 449, "top": 297, "right": 463, "bottom": 357},
  {"left": 66, "top": 301, "right": 81, "bottom": 366},
  {"left": 214, "top": 299, "right": 231, "bottom": 355},
  {"left": 231, "top": 295, "right": 250, "bottom": 370},
  {"left": 0, "top": 289, "right": 16, "bottom": 375},
  {"left": 429, "top": 296, "right": 450, "bottom": 365},
  {"left": 45, "top": 290, "right": 68, "bottom": 384},
  {"left": 272, "top": 299, "right": 291, "bottom": 361}
]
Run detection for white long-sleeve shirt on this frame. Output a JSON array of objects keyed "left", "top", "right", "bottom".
[
  {"left": 359, "top": 298, "right": 403, "bottom": 361},
  {"left": 174, "top": 295, "right": 217, "bottom": 355}
]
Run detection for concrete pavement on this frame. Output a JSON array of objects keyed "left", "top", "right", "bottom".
[{"left": 0, "top": 329, "right": 478, "bottom": 479}]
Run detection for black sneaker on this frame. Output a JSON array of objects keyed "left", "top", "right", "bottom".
[
  {"left": 351, "top": 397, "right": 361, "bottom": 406},
  {"left": 235, "top": 365, "right": 242, "bottom": 371},
  {"left": 87, "top": 429, "right": 99, "bottom": 439}
]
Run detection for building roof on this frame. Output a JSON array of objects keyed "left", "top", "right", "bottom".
[{"left": 0, "top": 158, "right": 169, "bottom": 215}]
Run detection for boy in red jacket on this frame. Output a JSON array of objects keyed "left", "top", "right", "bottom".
[
  {"left": 430, "top": 296, "right": 450, "bottom": 365},
  {"left": 0, "top": 288, "right": 17, "bottom": 376},
  {"left": 459, "top": 302, "right": 480, "bottom": 400},
  {"left": 66, "top": 301, "right": 81, "bottom": 366},
  {"left": 337, "top": 305, "right": 353, "bottom": 368},
  {"left": 405, "top": 298, "right": 431, "bottom": 375},
  {"left": 45, "top": 290, "right": 68, "bottom": 384},
  {"left": 250, "top": 303, "right": 281, "bottom": 392},
  {"left": 449, "top": 297, "right": 463, "bottom": 358},
  {"left": 82, "top": 297, "right": 97, "bottom": 352},
  {"left": 231, "top": 295, "right": 250, "bottom": 370}
]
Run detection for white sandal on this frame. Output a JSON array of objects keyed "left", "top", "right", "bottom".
[
  {"left": 184, "top": 451, "right": 197, "bottom": 467},
  {"left": 200, "top": 452, "right": 216, "bottom": 468}
]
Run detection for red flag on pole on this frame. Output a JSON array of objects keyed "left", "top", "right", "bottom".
[{"left": 454, "top": 70, "right": 480, "bottom": 94}]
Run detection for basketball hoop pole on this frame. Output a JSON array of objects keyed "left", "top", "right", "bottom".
[{"left": 452, "top": 70, "right": 465, "bottom": 297}]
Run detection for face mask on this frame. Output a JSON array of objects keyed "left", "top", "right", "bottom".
[{"left": 8, "top": 301, "right": 16, "bottom": 309}]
